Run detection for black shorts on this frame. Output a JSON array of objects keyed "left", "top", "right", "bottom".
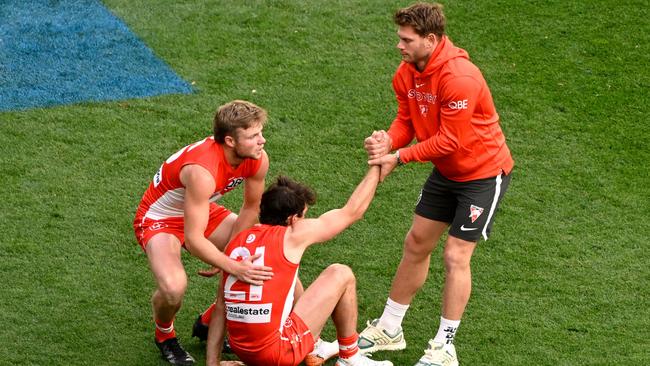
[{"left": 415, "top": 169, "right": 511, "bottom": 242}]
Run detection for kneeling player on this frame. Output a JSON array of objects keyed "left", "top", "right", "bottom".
[{"left": 206, "top": 166, "right": 392, "bottom": 366}]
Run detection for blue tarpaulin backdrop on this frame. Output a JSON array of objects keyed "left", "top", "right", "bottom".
[{"left": 0, "top": 0, "right": 192, "bottom": 112}]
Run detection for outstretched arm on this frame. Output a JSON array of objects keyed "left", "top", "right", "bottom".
[
  {"left": 368, "top": 151, "right": 400, "bottom": 182},
  {"left": 285, "top": 165, "right": 381, "bottom": 255}
]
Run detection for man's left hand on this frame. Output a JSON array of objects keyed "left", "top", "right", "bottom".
[{"left": 368, "top": 153, "right": 398, "bottom": 182}]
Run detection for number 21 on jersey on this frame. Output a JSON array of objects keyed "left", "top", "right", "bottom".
[{"left": 223, "top": 245, "right": 265, "bottom": 301}]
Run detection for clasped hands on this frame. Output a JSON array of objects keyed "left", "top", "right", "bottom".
[{"left": 364, "top": 130, "right": 398, "bottom": 182}]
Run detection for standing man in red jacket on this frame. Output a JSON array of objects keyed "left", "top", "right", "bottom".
[{"left": 360, "top": 3, "right": 513, "bottom": 366}]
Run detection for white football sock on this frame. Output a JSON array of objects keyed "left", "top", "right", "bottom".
[
  {"left": 433, "top": 317, "right": 460, "bottom": 345},
  {"left": 377, "top": 297, "right": 410, "bottom": 333}
]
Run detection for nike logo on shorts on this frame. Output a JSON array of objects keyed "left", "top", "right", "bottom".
[{"left": 460, "top": 225, "right": 478, "bottom": 231}]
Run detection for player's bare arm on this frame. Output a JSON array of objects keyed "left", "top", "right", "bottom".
[
  {"left": 181, "top": 164, "right": 272, "bottom": 285},
  {"left": 205, "top": 287, "right": 244, "bottom": 366},
  {"left": 229, "top": 150, "right": 269, "bottom": 240},
  {"left": 368, "top": 152, "right": 399, "bottom": 182},
  {"left": 197, "top": 153, "right": 269, "bottom": 279},
  {"left": 284, "top": 166, "right": 381, "bottom": 261},
  {"left": 206, "top": 282, "right": 227, "bottom": 366}
]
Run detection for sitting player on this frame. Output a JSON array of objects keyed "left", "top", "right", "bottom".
[{"left": 206, "top": 166, "right": 393, "bottom": 366}]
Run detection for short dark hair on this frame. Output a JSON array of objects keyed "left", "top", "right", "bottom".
[
  {"left": 394, "top": 2, "right": 446, "bottom": 38},
  {"left": 259, "top": 176, "right": 316, "bottom": 226}
]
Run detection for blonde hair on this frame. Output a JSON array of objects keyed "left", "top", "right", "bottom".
[{"left": 213, "top": 100, "right": 267, "bottom": 143}]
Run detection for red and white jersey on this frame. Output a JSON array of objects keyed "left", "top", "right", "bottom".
[
  {"left": 135, "top": 136, "right": 262, "bottom": 221},
  {"left": 222, "top": 224, "right": 299, "bottom": 352}
]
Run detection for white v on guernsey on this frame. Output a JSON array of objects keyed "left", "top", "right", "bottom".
[{"left": 135, "top": 136, "right": 262, "bottom": 221}]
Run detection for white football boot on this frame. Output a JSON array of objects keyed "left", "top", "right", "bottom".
[
  {"left": 358, "top": 319, "right": 406, "bottom": 354},
  {"left": 413, "top": 340, "right": 459, "bottom": 366}
]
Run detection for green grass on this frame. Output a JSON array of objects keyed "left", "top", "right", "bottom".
[{"left": 1, "top": 0, "right": 648, "bottom": 365}]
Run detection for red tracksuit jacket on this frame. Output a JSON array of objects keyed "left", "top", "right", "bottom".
[{"left": 389, "top": 35, "right": 514, "bottom": 182}]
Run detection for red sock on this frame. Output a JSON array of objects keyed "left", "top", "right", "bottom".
[
  {"left": 155, "top": 319, "right": 176, "bottom": 343},
  {"left": 337, "top": 333, "right": 359, "bottom": 359},
  {"left": 201, "top": 303, "right": 216, "bottom": 325}
]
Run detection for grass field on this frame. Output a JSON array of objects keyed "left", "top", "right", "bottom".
[{"left": 1, "top": 0, "right": 648, "bottom": 365}]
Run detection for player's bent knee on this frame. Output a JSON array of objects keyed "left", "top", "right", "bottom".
[
  {"left": 157, "top": 275, "right": 188, "bottom": 303},
  {"left": 325, "top": 263, "right": 355, "bottom": 284}
]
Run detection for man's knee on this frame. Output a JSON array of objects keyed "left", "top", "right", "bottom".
[
  {"left": 324, "top": 263, "right": 355, "bottom": 285},
  {"left": 404, "top": 229, "right": 436, "bottom": 259},
  {"left": 443, "top": 236, "right": 475, "bottom": 271},
  {"left": 157, "top": 273, "right": 188, "bottom": 304}
]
